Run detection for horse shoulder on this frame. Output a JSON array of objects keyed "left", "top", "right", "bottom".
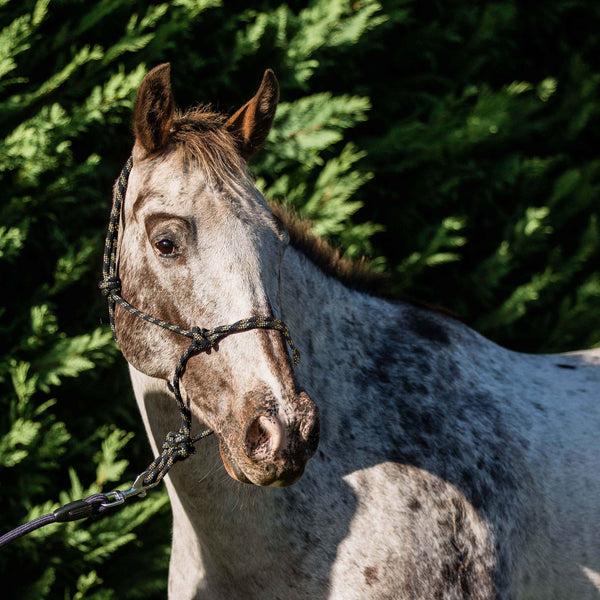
[{"left": 323, "top": 461, "right": 499, "bottom": 600}]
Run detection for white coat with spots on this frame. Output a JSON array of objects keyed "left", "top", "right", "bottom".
[{"left": 119, "top": 64, "right": 600, "bottom": 599}]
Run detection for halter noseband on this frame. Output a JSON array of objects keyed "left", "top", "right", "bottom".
[{"left": 99, "top": 157, "right": 299, "bottom": 489}]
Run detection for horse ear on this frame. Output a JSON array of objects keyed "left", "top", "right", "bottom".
[
  {"left": 133, "top": 63, "right": 175, "bottom": 154},
  {"left": 225, "top": 69, "right": 279, "bottom": 160}
]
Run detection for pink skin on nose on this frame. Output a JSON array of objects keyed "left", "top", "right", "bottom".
[
  {"left": 245, "top": 415, "right": 286, "bottom": 461},
  {"left": 220, "top": 390, "right": 320, "bottom": 486}
]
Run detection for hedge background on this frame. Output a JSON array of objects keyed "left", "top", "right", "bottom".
[{"left": 0, "top": 1, "right": 598, "bottom": 597}]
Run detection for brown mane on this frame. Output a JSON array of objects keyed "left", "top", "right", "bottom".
[
  {"left": 268, "top": 200, "right": 391, "bottom": 296},
  {"left": 268, "top": 202, "right": 458, "bottom": 317}
]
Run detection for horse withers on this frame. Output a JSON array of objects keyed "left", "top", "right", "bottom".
[{"left": 115, "top": 64, "right": 600, "bottom": 599}]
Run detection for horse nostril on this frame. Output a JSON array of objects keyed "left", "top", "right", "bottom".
[{"left": 245, "top": 416, "right": 283, "bottom": 462}]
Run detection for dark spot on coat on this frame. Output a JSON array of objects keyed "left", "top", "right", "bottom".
[
  {"left": 407, "top": 313, "right": 450, "bottom": 345},
  {"left": 352, "top": 404, "right": 365, "bottom": 420},
  {"left": 447, "top": 360, "right": 461, "bottom": 381},
  {"left": 408, "top": 497, "right": 422, "bottom": 511},
  {"left": 398, "top": 403, "right": 440, "bottom": 438},
  {"left": 363, "top": 566, "right": 378, "bottom": 586},
  {"left": 555, "top": 362, "right": 577, "bottom": 370},
  {"left": 411, "top": 346, "right": 432, "bottom": 359},
  {"left": 401, "top": 378, "right": 428, "bottom": 395},
  {"left": 338, "top": 415, "right": 355, "bottom": 440},
  {"left": 416, "top": 361, "right": 432, "bottom": 376}
]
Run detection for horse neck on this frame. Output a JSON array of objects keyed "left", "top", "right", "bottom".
[
  {"left": 277, "top": 245, "right": 393, "bottom": 387},
  {"left": 130, "top": 246, "right": 509, "bottom": 584}
]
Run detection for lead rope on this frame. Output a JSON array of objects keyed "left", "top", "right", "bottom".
[{"left": 0, "top": 156, "right": 300, "bottom": 548}]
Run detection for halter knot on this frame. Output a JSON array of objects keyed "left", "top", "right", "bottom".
[
  {"left": 190, "top": 327, "right": 215, "bottom": 351},
  {"left": 99, "top": 276, "right": 121, "bottom": 297},
  {"left": 162, "top": 430, "right": 195, "bottom": 459}
]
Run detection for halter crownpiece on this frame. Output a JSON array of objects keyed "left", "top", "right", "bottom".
[{"left": 99, "top": 156, "right": 300, "bottom": 487}]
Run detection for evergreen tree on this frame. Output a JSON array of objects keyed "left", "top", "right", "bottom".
[
  {"left": 351, "top": 0, "right": 600, "bottom": 352},
  {"left": 1, "top": 0, "right": 599, "bottom": 597}
]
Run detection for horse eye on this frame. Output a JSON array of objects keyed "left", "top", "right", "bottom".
[{"left": 155, "top": 238, "right": 177, "bottom": 255}]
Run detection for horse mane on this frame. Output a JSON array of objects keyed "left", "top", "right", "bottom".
[
  {"left": 267, "top": 200, "right": 390, "bottom": 295},
  {"left": 166, "top": 108, "right": 455, "bottom": 316},
  {"left": 268, "top": 201, "right": 458, "bottom": 318}
]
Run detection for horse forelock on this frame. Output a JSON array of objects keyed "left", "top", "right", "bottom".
[{"left": 165, "top": 106, "right": 245, "bottom": 184}]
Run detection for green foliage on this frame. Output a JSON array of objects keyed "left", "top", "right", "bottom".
[
  {"left": 1, "top": 0, "right": 599, "bottom": 597},
  {"left": 353, "top": 0, "right": 600, "bottom": 352},
  {"left": 0, "top": 1, "right": 224, "bottom": 597},
  {"left": 255, "top": 93, "right": 379, "bottom": 257}
]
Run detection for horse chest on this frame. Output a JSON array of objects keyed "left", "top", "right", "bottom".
[{"left": 171, "top": 457, "right": 510, "bottom": 600}]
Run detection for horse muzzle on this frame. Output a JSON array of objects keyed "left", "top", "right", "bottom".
[{"left": 218, "top": 391, "right": 320, "bottom": 487}]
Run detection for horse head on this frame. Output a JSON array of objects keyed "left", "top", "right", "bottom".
[{"left": 114, "top": 64, "right": 319, "bottom": 487}]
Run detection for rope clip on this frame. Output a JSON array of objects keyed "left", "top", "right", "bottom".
[{"left": 101, "top": 470, "right": 160, "bottom": 508}]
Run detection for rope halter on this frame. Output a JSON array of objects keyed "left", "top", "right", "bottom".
[{"left": 99, "top": 156, "right": 300, "bottom": 488}]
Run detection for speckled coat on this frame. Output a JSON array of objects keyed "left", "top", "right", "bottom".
[
  {"left": 130, "top": 240, "right": 600, "bottom": 598},
  {"left": 121, "top": 64, "right": 600, "bottom": 600}
]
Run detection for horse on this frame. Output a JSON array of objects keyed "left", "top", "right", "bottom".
[{"left": 113, "top": 63, "right": 600, "bottom": 599}]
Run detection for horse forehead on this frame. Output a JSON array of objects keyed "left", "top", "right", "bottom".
[
  {"left": 131, "top": 157, "right": 203, "bottom": 203},
  {"left": 129, "top": 156, "right": 263, "bottom": 220},
  {"left": 125, "top": 169, "right": 218, "bottom": 230}
]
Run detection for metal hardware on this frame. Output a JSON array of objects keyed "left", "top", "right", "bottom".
[{"left": 100, "top": 470, "right": 162, "bottom": 508}]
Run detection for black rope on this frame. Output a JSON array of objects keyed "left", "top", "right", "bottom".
[{"left": 0, "top": 494, "right": 111, "bottom": 549}]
